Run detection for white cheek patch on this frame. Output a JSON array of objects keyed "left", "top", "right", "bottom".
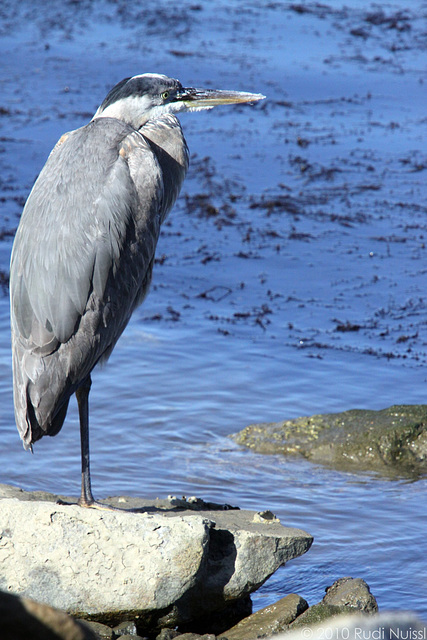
[{"left": 93, "top": 94, "right": 152, "bottom": 122}]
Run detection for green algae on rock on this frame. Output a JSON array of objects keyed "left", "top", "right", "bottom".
[{"left": 233, "top": 405, "right": 427, "bottom": 478}]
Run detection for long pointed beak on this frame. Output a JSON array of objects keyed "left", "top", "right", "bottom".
[{"left": 178, "top": 87, "right": 266, "bottom": 108}]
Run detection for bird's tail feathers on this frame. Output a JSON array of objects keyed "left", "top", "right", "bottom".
[{"left": 12, "top": 336, "right": 70, "bottom": 447}]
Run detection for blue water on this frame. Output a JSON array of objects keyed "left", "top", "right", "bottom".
[{"left": 0, "top": 0, "right": 426, "bottom": 619}]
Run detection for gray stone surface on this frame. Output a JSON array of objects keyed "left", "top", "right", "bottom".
[
  {"left": 80, "top": 620, "right": 114, "bottom": 640},
  {"left": 289, "top": 577, "right": 378, "bottom": 630},
  {"left": 0, "top": 498, "right": 208, "bottom": 618},
  {"left": 233, "top": 405, "right": 427, "bottom": 477},
  {"left": 322, "top": 577, "right": 378, "bottom": 613},
  {"left": 112, "top": 620, "right": 139, "bottom": 636},
  {"left": 0, "top": 486, "right": 312, "bottom": 631},
  {"left": 156, "top": 630, "right": 181, "bottom": 640},
  {"left": 220, "top": 593, "right": 308, "bottom": 640}
]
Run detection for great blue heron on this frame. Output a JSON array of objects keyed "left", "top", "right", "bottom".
[{"left": 10, "top": 73, "right": 265, "bottom": 508}]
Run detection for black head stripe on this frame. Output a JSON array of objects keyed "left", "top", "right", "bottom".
[
  {"left": 98, "top": 75, "right": 182, "bottom": 112},
  {"left": 98, "top": 77, "right": 131, "bottom": 112}
]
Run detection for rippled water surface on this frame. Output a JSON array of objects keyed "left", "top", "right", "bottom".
[{"left": 0, "top": 0, "right": 426, "bottom": 620}]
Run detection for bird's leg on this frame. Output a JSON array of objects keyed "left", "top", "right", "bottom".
[
  {"left": 76, "top": 376, "right": 96, "bottom": 507},
  {"left": 75, "top": 377, "right": 123, "bottom": 511}
]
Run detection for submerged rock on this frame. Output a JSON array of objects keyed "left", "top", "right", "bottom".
[
  {"left": 233, "top": 405, "right": 427, "bottom": 477},
  {"left": 0, "top": 485, "right": 312, "bottom": 634}
]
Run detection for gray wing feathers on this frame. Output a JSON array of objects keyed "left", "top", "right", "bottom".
[
  {"left": 10, "top": 115, "right": 185, "bottom": 446},
  {"left": 11, "top": 123, "right": 142, "bottom": 344}
]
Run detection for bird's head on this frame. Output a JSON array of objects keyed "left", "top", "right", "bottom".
[{"left": 93, "top": 73, "right": 265, "bottom": 129}]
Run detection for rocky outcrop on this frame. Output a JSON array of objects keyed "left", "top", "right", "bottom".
[
  {"left": 233, "top": 405, "right": 427, "bottom": 477},
  {"left": 217, "top": 577, "right": 378, "bottom": 640},
  {"left": 322, "top": 577, "right": 378, "bottom": 613},
  {"left": 288, "top": 577, "right": 378, "bottom": 630},
  {"left": 219, "top": 594, "right": 308, "bottom": 640},
  {"left": 3, "top": 575, "right": 421, "bottom": 640},
  {"left": 0, "top": 485, "right": 312, "bottom": 634}
]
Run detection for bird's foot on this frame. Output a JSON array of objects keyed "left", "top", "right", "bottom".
[
  {"left": 77, "top": 497, "right": 124, "bottom": 511},
  {"left": 56, "top": 497, "right": 125, "bottom": 511}
]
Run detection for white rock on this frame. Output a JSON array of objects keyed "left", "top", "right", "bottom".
[
  {"left": 0, "top": 488, "right": 313, "bottom": 629},
  {"left": 0, "top": 499, "right": 209, "bottom": 616}
]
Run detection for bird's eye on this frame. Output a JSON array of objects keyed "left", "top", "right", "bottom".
[{"left": 161, "top": 91, "right": 170, "bottom": 101}]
